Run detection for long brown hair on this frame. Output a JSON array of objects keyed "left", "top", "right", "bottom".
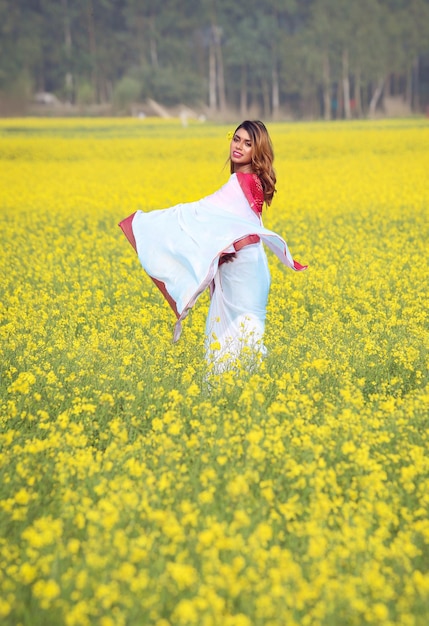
[{"left": 229, "top": 120, "right": 277, "bottom": 206}]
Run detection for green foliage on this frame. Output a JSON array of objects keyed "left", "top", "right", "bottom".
[
  {"left": 0, "top": 0, "right": 429, "bottom": 115},
  {"left": 139, "top": 66, "right": 204, "bottom": 106},
  {"left": 112, "top": 76, "right": 141, "bottom": 110},
  {"left": 76, "top": 81, "right": 96, "bottom": 106}
]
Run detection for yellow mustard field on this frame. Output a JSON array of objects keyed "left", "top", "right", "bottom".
[{"left": 1, "top": 117, "right": 429, "bottom": 626}]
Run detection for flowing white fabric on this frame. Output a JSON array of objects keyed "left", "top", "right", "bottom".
[
  {"left": 205, "top": 241, "right": 271, "bottom": 371},
  {"left": 124, "top": 174, "right": 306, "bottom": 353}
]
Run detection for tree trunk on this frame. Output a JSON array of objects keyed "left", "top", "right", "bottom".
[
  {"left": 337, "top": 81, "right": 343, "bottom": 119},
  {"left": 355, "top": 68, "right": 362, "bottom": 118},
  {"left": 261, "top": 78, "right": 270, "bottom": 117},
  {"left": 385, "top": 74, "right": 392, "bottom": 97},
  {"left": 272, "top": 63, "right": 280, "bottom": 120},
  {"left": 86, "top": 0, "right": 98, "bottom": 102},
  {"left": 362, "top": 82, "right": 368, "bottom": 115},
  {"left": 405, "top": 65, "right": 412, "bottom": 108},
  {"left": 342, "top": 48, "right": 351, "bottom": 119},
  {"left": 240, "top": 64, "right": 247, "bottom": 118},
  {"left": 209, "top": 41, "right": 216, "bottom": 111},
  {"left": 149, "top": 18, "right": 159, "bottom": 68},
  {"left": 368, "top": 77, "right": 385, "bottom": 118},
  {"left": 37, "top": 64, "right": 46, "bottom": 93},
  {"left": 61, "top": 0, "right": 73, "bottom": 102},
  {"left": 213, "top": 25, "right": 226, "bottom": 112},
  {"left": 413, "top": 56, "right": 420, "bottom": 111},
  {"left": 322, "top": 51, "right": 331, "bottom": 120}
]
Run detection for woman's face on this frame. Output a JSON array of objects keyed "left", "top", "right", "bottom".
[{"left": 230, "top": 127, "right": 253, "bottom": 172}]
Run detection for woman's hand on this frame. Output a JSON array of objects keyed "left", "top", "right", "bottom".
[{"left": 219, "top": 253, "right": 236, "bottom": 265}]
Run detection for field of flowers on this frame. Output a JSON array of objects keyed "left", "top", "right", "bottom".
[{"left": 1, "top": 116, "right": 429, "bottom": 625}]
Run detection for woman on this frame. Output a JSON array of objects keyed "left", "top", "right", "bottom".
[{"left": 119, "top": 120, "right": 307, "bottom": 370}]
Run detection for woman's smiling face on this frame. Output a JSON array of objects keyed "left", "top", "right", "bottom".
[{"left": 230, "top": 128, "right": 253, "bottom": 172}]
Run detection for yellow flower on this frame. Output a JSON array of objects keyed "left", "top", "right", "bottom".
[
  {"left": 32, "top": 579, "right": 61, "bottom": 608},
  {"left": 14, "top": 488, "right": 31, "bottom": 505},
  {"left": 172, "top": 598, "right": 199, "bottom": 623},
  {"left": 167, "top": 562, "right": 198, "bottom": 590},
  {"left": 2, "top": 117, "right": 429, "bottom": 626},
  {"left": 67, "top": 538, "right": 80, "bottom": 555},
  {"left": 226, "top": 475, "right": 249, "bottom": 498},
  {"left": 20, "top": 562, "right": 37, "bottom": 584},
  {"left": 22, "top": 517, "right": 63, "bottom": 548},
  {"left": 7, "top": 371, "right": 36, "bottom": 394},
  {"left": 0, "top": 599, "right": 12, "bottom": 618}
]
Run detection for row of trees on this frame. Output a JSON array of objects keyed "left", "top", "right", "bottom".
[{"left": 1, "top": 0, "right": 429, "bottom": 119}]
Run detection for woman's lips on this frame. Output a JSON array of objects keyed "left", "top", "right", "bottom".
[{"left": 232, "top": 151, "right": 243, "bottom": 158}]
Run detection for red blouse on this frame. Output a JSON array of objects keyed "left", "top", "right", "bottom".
[
  {"left": 236, "top": 172, "right": 264, "bottom": 215},
  {"left": 228, "top": 172, "right": 265, "bottom": 254}
]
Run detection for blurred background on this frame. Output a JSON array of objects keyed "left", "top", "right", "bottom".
[{"left": 1, "top": 0, "right": 429, "bottom": 120}]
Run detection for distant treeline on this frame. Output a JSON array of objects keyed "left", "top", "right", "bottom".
[{"left": 1, "top": 0, "right": 429, "bottom": 118}]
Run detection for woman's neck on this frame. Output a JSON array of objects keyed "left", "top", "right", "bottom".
[{"left": 234, "top": 164, "right": 254, "bottom": 174}]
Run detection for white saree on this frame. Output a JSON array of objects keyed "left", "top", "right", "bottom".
[{"left": 119, "top": 173, "right": 306, "bottom": 367}]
